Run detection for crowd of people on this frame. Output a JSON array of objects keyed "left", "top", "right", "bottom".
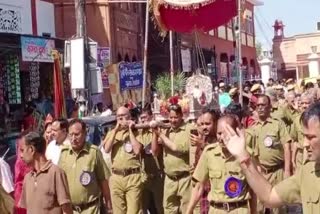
[{"left": 1, "top": 77, "right": 320, "bottom": 214}]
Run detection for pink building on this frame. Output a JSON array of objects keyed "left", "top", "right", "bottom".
[{"left": 272, "top": 20, "right": 320, "bottom": 80}]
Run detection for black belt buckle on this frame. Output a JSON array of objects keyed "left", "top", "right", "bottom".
[{"left": 223, "top": 202, "right": 230, "bottom": 212}]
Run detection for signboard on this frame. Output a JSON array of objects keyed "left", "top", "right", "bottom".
[
  {"left": 119, "top": 62, "right": 143, "bottom": 91},
  {"left": 21, "top": 36, "right": 55, "bottom": 63},
  {"left": 97, "top": 47, "right": 110, "bottom": 68}
]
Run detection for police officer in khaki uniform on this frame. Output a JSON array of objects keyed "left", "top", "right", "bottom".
[
  {"left": 137, "top": 108, "right": 164, "bottom": 214},
  {"left": 222, "top": 101, "right": 320, "bottom": 213},
  {"left": 59, "top": 119, "right": 111, "bottom": 214},
  {"left": 265, "top": 88, "right": 292, "bottom": 127},
  {"left": 291, "top": 92, "right": 314, "bottom": 172},
  {"left": 151, "top": 104, "right": 193, "bottom": 214},
  {"left": 104, "top": 106, "right": 144, "bottom": 214},
  {"left": 251, "top": 95, "right": 292, "bottom": 214},
  {"left": 187, "top": 115, "right": 258, "bottom": 214}
]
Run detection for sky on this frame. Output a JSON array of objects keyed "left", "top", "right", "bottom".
[{"left": 255, "top": 0, "right": 320, "bottom": 50}]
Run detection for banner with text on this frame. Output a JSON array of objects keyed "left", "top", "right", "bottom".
[
  {"left": 97, "top": 47, "right": 110, "bottom": 68},
  {"left": 119, "top": 62, "right": 143, "bottom": 91},
  {"left": 21, "top": 36, "right": 55, "bottom": 63}
]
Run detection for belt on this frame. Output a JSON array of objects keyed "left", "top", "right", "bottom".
[
  {"left": 112, "top": 167, "right": 140, "bottom": 176},
  {"left": 166, "top": 171, "right": 190, "bottom": 181},
  {"left": 72, "top": 198, "right": 99, "bottom": 212},
  {"left": 260, "top": 164, "right": 284, "bottom": 174},
  {"left": 210, "top": 200, "right": 248, "bottom": 211},
  {"left": 147, "top": 172, "right": 164, "bottom": 179}
]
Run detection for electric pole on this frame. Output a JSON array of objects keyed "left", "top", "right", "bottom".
[{"left": 74, "top": 0, "right": 91, "bottom": 117}]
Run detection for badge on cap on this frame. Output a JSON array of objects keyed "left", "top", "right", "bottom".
[
  {"left": 144, "top": 143, "right": 152, "bottom": 155},
  {"left": 224, "top": 177, "right": 243, "bottom": 198},
  {"left": 124, "top": 142, "right": 133, "bottom": 153},
  {"left": 264, "top": 136, "right": 273, "bottom": 147},
  {"left": 80, "top": 171, "right": 92, "bottom": 186}
]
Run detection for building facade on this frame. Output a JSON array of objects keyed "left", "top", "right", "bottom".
[
  {"left": 0, "top": 0, "right": 62, "bottom": 136},
  {"left": 272, "top": 20, "right": 320, "bottom": 80},
  {"left": 53, "top": 0, "right": 144, "bottom": 64},
  {"left": 148, "top": 0, "right": 262, "bottom": 85}
]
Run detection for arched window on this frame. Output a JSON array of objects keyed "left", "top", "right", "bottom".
[{"left": 132, "top": 55, "right": 137, "bottom": 62}]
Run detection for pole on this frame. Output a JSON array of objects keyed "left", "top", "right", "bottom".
[
  {"left": 75, "top": 0, "right": 84, "bottom": 37},
  {"left": 142, "top": 0, "right": 150, "bottom": 108},
  {"left": 74, "top": 0, "right": 90, "bottom": 117},
  {"left": 237, "top": 0, "right": 243, "bottom": 106},
  {"left": 169, "top": 31, "right": 174, "bottom": 96}
]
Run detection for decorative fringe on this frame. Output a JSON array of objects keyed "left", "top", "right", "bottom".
[{"left": 159, "top": 0, "right": 216, "bottom": 10}]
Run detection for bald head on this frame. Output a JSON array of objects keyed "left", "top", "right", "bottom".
[
  {"left": 117, "top": 106, "right": 129, "bottom": 115},
  {"left": 116, "top": 106, "right": 130, "bottom": 124}
]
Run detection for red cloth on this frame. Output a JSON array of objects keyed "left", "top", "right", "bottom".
[
  {"left": 14, "top": 139, "right": 31, "bottom": 212},
  {"left": 159, "top": 0, "right": 237, "bottom": 32},
  {"left": 22, "top": 115, "right": 36, "bottom": 131},
  {"left": 242, "top": 116, "right": 255, "bottom": 128}
]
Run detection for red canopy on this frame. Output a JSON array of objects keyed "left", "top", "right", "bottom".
[{"left": 153, "top": 0, "right": 237, "bottom": 33}]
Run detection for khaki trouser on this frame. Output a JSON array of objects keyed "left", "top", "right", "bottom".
[
  {"left": 163, "top": 175, "right": 191, "bottom": 214},
  {"left": 109, "top": 173, "right": 144, "bottom": 214},
  {"left": 143, "top": 175, "right": 164, "bottom": 214},
  {"left": 72, "top": 203, "right": 100, "bottom": 214},
  {"left": 258, "top": 167, "right": 286, "bottom": 214}
]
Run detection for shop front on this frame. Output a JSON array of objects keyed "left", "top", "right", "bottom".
[{"left": 0, "top": 33, "right": 65, "bottom": 157}]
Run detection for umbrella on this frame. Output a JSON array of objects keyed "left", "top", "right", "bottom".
[{"left": 52, "top": 51, "right": 67, "bottom": 118}]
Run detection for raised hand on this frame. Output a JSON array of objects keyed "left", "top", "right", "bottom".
[{"left": 223, "top": 124, "right": 248, "bottom": 159}]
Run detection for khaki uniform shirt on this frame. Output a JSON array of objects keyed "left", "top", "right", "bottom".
[
  {"left": 251, "top": 118, "right": 291, "bottom": 169},
  {"left": 270, "top": 103, "right": 292, "bottom": 126},
  {"left": 59, "top": 143, "right": 110, "bottom": 205},
  {"left": 291, "top": 113, "right": 303, "bottom": 149},
  {"left": 275, "top": 160, "right": 320, "bottom": 212},
  {"left": 163, "top": 122, "right": 192, "bottom": 177},
  {"left": 136, "top": 129, "right": 163, "bottom": 175},
  {"left": 20, "top": 161, "right": 71, "bottom": 214},
  {"left": 105, "top": 129, "right": 142, "bottom": 171},
  {"left": 192, "top": 141, "right": 256, "bottom": 203}
]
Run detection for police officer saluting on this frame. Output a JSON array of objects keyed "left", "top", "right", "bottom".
[
  {"left": 103, "top": 106, "right": 144, "bottom": 214},
  {"left": 59, "top": 119, "right": 111, "bottom": 214},
  {"left": 223, "top": 101, "right": 320, "bottom": 213}
]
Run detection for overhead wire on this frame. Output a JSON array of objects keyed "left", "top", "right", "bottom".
[{"left": 254, "top": 13, "right": 273, "bottom": 49}]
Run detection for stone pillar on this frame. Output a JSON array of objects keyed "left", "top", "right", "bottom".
[
  {"left": 259, "top": 51, "right": 273, "bottom": 86},
  {"left": 308, "top": 46, "right": 320, "bottom": 78}
]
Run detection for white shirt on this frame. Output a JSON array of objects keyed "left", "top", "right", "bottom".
[
  {"left": 45, "top": 138, "right": 70, "bottom": 165},
  {"left": 0, "top": 158, "right": 14, "bottom": 193}
]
